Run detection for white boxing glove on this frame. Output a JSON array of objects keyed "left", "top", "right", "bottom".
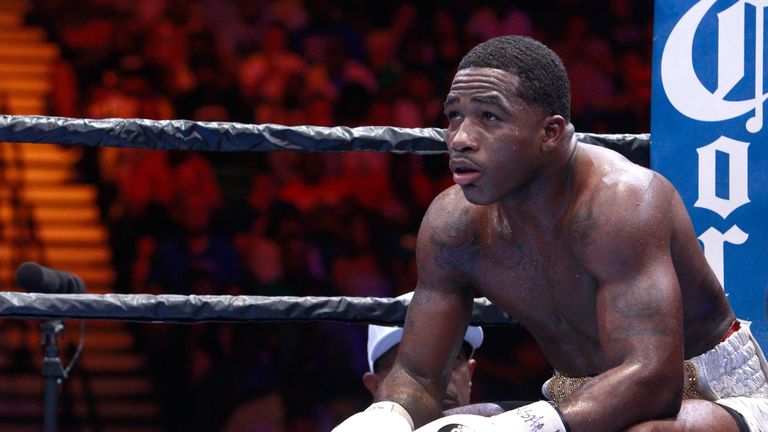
[
  {"left": 491, "top": 401, "right": 570, "bottom": 431},
  {"left": 333, "top": 401, "right": 415, "bottom": 432},
  {"left": 415, "top": 401, "right": 569, "bottom": 432},
  {"left": 414, "top": 414, "right": 494, "bottom": 431}
]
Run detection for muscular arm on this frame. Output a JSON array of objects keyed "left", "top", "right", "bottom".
[
  {"left": 561, "top": 173, "right": 684, "bottom": 431},
  {"left": 375, "top": 189, "right": 476, "bottom": 428}
]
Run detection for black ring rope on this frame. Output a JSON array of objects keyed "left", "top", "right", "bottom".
[
  {"left": 0, "top": 292, "right": 517, "bottom": 326},
  {"left": 0, "top": 115, "right": 650, "bottom": 326},
  {"left": 0, "top": 115, "right": 649, "bottom": 163}
]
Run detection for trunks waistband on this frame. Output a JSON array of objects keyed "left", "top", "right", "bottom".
[
  {"left": 544, "top": 320, "right": 754, "bottom": 404},
  {"left": 722, "top": 320, "right": 740, "bottom": 342}
]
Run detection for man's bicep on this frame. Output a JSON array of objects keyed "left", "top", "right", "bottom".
[
  {"left": 592, "top": 242, "right": 682, "bottom": 367},
  {"left": 411, "top": 193, "right": 475, "bottom": 314},
  {"left": 579, "top": 177, "right": 684, "bottom": 366},
  {"left": 595, "top": 258, "right": 683, "bottom": 366},
  {"left": 389, "top": 200, "right": 475, "bottom": 392},
  {"left": 400, "top": 258, "right": 473, "bottom": 380}
]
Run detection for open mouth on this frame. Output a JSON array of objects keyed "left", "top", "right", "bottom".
[
  {"left": 452, "top": 166, "right": 481, "bottom": 185},
  {"left": 454, "top": 166, "right": 476, "bottom": 174},
  {"left": 450, "top": 159, "right": 482, "bottom": 186}
]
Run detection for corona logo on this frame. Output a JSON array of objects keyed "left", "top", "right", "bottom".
[
  {"left": 654, "top": 0, "right": 768, "bottom": 344},
  {"left": 658, "top": 0, "right": 766, "bottom": 289},
  {"left": 661, "top": 0, "right": 768, "bottom": 133}
]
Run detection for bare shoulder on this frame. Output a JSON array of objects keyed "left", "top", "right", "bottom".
[
  {"left": 576, "top": 144, "right": 678, "bottom": 221},
  {"left": 420, "top": 185, "right": 480, "bottom": 240},
  {"left": 417, "top": 185, "right": 483, "bottom": 278},
  {"left": 571, "top": 144, "right": 679, "bottom": 273}
]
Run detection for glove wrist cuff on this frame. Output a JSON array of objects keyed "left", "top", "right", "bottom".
[
  {"left": 493, "top": 400, "right": 569, "bottom": 432},
  {"left": 366, "top": 401, "right": 415, "bottom": 430}
]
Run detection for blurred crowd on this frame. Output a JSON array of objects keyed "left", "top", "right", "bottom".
[{"left": 22, "top": 0, "right": 654, "bottom": 431}]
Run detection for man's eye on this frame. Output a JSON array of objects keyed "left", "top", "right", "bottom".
[
  {"left": 446, "top": 111, "right": 461, "bottom": 120},
  {"left": 482, "top": 112, "right": 498, "bottom": 121}
]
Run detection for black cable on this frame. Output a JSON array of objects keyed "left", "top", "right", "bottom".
[{"left": 63, "top": 320, "right": 85, "bottom": 376}]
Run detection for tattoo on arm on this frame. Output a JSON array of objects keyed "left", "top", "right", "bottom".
[
  {"left": 610, "top": 279, "right": 667, "bottom": 336},
  {"left": 610, "top": 279, "right": 663, "bottom": 318}
]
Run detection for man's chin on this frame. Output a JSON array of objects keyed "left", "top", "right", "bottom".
[{"left": 460, "top": 187, "right": 495, "bottom": 206}]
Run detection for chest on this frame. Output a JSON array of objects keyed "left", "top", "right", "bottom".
[{"left": 465, "top": 231, "right": 597, "bottom": 331}]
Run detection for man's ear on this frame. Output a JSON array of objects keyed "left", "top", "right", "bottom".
[
  {"left": 541, "top": 115, "right": 567, "bottom": 153},
  {"left": 362, "top": 371, "right": 381, "bottom": 396}
]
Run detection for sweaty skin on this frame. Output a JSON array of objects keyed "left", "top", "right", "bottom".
[
  {"left": 363, "top": 345, "right": 477, "bottom": 411},
  {"left": 374, "top": 68, "right": 737, "bottom": 431}
]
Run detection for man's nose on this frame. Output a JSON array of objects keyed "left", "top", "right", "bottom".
[{"left": 450, "top": 121, "right": 478, "bottom": 153}]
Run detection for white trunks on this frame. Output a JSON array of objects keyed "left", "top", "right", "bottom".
[
  {"left": 541, "top": 321, "right": 768, "bottom": 431},
  {"left": 689, "top": 321, "right": 768, "bottom": 431}
]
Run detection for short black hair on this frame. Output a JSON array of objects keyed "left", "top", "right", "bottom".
[{"left": 458, "top": 35, "right": 571, "bottom": 122}]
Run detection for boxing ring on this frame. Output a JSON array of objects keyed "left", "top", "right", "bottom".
[
  {"left": 0, "top": 115, "right": 649, "bottom": 431},
  {"left": 0, "top": 114, "right": 650, "bottom": 325}
]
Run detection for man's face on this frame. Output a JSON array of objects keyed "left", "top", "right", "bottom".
[
  {"left": 363, "top": 344, "right": 477, "bottom": 410},
  {"left": 443, "top": 67, "right": 547, "bottom": 205}
]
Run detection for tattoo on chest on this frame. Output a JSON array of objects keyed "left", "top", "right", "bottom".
[
  {"left": 426, "top": 207, "right": 483, "bottom": 272},
  {"left": 430, "top": 231, "right": 482, "bottom": 272},
  {"left": 490, "top": 241, "right": 524, "bottom": 269},
  {"left": 571, "top": 205, "right": 599, "bottom": 255}
]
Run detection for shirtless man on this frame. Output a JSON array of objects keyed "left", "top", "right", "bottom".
[{"left": 333, "top": 36, "right": 768, "bottom": 431}]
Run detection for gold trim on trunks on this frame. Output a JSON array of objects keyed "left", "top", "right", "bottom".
[
  {"left": 682, "top": 360, "right": 706, "bottom": 399},
  {"left": 546, "top": 361, "right": 706, "bottom": 404},
  {"left": 545, "top": 373, "right": 592, "bottom": 404}
]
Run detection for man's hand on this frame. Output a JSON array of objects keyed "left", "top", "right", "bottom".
[
  {"left": 332, "top": 401, "right": 415, "bottom": 432},
  {"left": 415, "top": 401, "right": 569, "bottom": 432}
]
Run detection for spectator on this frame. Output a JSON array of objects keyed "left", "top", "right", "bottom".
[{"left": 364, "top": 293, "right": 483, "bottom": 412}]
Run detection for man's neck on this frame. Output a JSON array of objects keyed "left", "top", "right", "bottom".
[{"left": 495, "top": 132, "right": 579, "bottom": 229}]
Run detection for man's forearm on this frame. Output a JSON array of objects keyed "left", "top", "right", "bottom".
[
  {"left": 558, "top": 362, "right": 682, "bottom": 431},
  {"left": 376, "top": 368, "right": 444, "bottom": 427}
]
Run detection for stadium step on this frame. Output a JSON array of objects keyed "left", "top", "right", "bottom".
[
  {"left": 3, "top": 96, "right": 46, "bottom": 115},
  {"left": 0, "top": 3, "right": 165, "bottom": 428},
  {"left": 0, "top": 11, "right": 23, "bottom": 27},
  {"left": 0, "top": 76, "right": 51, "bottom": 96},
  {"left": 11, "top": 143, "right": 81, "bottom": 166},
  {"left": 17, "top": 185, "right": 98, "bottom": 204},
  {"left": 0, "top": 42, "right": 59, "bottom": 62},
  {"left": 0, "top": 27, "right": 46, "bottom": 44},
  {"left": 0, "top": 165, "right": 75, "bottom": 183},
  {"left": 0, "top": 0, "right": 52, "bottom": 116},
  {"left": 0, "top": 0, "right": 29, "bottom": 14},
  {"left": 0, "top": 148, "right": 161, "bottom": 429}
]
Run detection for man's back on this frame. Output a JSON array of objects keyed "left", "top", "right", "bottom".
[{"left": 424, "top": 142, "right": 735, "bottom": 377}]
